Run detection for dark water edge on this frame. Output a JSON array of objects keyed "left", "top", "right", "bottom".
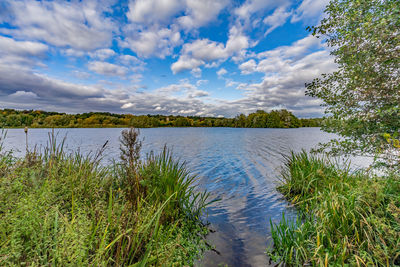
[{"left": 2, "top": 127, "right": 370, "bottom": 266}]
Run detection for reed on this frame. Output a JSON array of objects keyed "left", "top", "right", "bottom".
[
  {"left": 268, "top": 151, "right": 400, "bottom": 266},
  {"left": 0, "top": 128, "right": 210, "bottom": 266}
]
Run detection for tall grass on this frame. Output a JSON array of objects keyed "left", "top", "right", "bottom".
[
  {"left": 268, "top": 151, "right": 400, "bottom": 266},
  {"left": 140, "top": 147, "right": 211, "bottom": 221},
  {"left": 0, "top": 128, "right": 211, "bottom": 266}
]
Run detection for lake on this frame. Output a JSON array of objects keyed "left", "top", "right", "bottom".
[{"left": 2, "top": 127, "right": 369, "bottom": 266}]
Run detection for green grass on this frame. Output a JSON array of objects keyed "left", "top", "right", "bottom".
[
  {"left": 268, "top": 151, "right": 400, "bottom": 266},
  {"left": 0, "top": 129, "right": 211, "bottom": 266}
]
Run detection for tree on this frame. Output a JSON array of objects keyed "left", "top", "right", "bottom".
[
  {"left": 306, "top": 0, "right": 400, "bottom": 168},
  {"left": 235, "top": 114, "right": 247, "bottom": 127}
]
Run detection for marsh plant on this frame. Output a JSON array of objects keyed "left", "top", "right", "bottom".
[
  {"left": 0, "top": 127, "right": 210, "bottom": 266},
  {"left": 118, "top": 127, "right": 143, "bottom": 204},
  {"left": 268, "top": 151, "right": 400, "bottom": 266}
]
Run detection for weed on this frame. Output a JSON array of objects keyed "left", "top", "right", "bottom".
[
  {"left": 0, "top": 128, "right": 210, "bottom": 266},
  {"left": 268, "top": 151, "right": 400, "bottom": 266}
]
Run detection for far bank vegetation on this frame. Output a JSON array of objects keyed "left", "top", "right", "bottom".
[{"left": 0, "top": 109, "right": 322, "bottom": 128}]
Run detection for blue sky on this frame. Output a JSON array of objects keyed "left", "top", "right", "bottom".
[{"left": 0, "top": 0, "right": 335, "bottom": 117}]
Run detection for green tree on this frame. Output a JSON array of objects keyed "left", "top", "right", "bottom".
[
  {"left": 235, "top": 114, "right": 247, "bottom": 127},
  {"left": 266, "top": 111, "right": 283, "bottom": 128},
  {"left": 306, "top": 0, "right": 400, "bottom": 167}
]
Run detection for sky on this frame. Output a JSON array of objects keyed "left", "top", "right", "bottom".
[{"left": 0, "top": 0, "right": 336, "bottom": 118}]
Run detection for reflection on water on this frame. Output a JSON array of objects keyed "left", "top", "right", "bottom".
[{"left": 3, "top": 127, "right": 369, "bottom": 266}]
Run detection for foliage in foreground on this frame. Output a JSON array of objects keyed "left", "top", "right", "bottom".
[
  {"left": 306, "top": 0, "right": 400, "bottom": 168},
  {"left": 0, "top": 128, "right": 210, "bottom": 266},
  {"left": 268, "top": 151, "right": 400, "bottom": 266}
]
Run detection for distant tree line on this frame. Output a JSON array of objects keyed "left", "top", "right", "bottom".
[{"left": 0, "top": 109, "right": 323, "bottom": 128}]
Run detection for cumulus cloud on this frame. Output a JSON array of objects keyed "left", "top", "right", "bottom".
[
  {"left": 89, "top": 49, "right": 116, "bottom": 60},
  {"left": 119, "top": 55, "right": 143, "bottom": 65},
  {"left": 257, "top": 35, "right": 322, "bottom": 60},
  {"left": 177, "top": 0, "right": 229, "bottom": 30},
  {"left": 234, "top": 0, "right": 290, "bottom": 30},
  {"left": 171, "top": 55, "right": 204, "bottom": 74},
  {"left": 127, "top": 0, "right": 182, "bottom": 24},
  {"left": 235, "top": 0, "right": 280, "bottom": 19},
  {"left": 0, "top": 36, "right": 48, "bottom": 57},
  {"left": 217, "top": 68, "right": 228, "bottom": 77},
  {"left": 88, "top": 61, "right": 128, "bottom": 77},
  {"left": 127, "top": 0, "right": 228, "bottom": 29},
  {"left": 119, "top": 81, "right": 212, "bottom": 115},
  {"left": 263, "top": 6, "right": 292, "bottom": 35},
  {"left": 0, "top": 0, "right": 115, "bottom": 51},
  {"left": 8, "top": 91, "right": 39, "bottom": 100},
  {"left": 239, "top": 59, "right": 257, "bottom": 74},
  {"left": 171, "top": 26, "right": 250, "bottom": 73},
  {"left": 122, "top": 26, "right": 182, "bottom": 58},
  {"left": 183, "top": 39, "right": 227, "bottom": 61},
  {"left": 118, "top": 55, "right": 146, "bottom": 72},
  {"left": 123, "top": 0, "right": 229, "bottom": 58},
  {"left": 0, "top": 36, "right": 48, "bottom": 69},
  {"left": 229, "top": 35, "right": 337, "bottom": 116},
  {"left": 291, "top": 0, "right": 330, "bottom": 23}
]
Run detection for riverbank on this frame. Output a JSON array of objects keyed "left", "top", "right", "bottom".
[
  {"left": 268, "top": 151, "right": 400, "bottom": 266},
  {"left": 0, "top": 108, "right": 322, "bottom": 128},
  {"left": 0, "top": 129, "right": 210, "bottom": 266}
]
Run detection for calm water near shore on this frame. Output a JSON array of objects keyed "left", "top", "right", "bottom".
[{"left": 3, "top": 127, "right": 369, "bottom": 266}]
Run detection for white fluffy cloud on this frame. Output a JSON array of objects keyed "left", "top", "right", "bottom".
[
  {"left": 8, "top": 91, "right": 39, "bottom": 100},
  {"left": 0, "top": 36, "right": 48, "bottom": 56},
  {"left": 291, "top": 0, "right": 330, "bottom": 23},
  {"left": 127, "top": 0, "right": 182, "bottom": 24},
  {"left": 127, "top": 0, "right": 228, "bottom": 29},
  {"left": 171, "top": 26, "right": 250, "bottom": 73},
  {"left": 171, "top": 55, "right": 204, "bottom": 74},
  {"left": 123, "top": 0, "right": 229, "bottom": 59},
  {"left": 257, "top": 35, "right": 322, "bottom": 60},
  {"left": 230, "top": 35, "right": 337, "bottom": 116},
  {"left": 217, "top": 68, "right": 228, "bottom": 77},
  {"left": 178, "top": 0, "right": 229, "bottom": 29},
  {"left": 0, "top": 36, "right": 48, "bottom": 69},
  {"left": 235, "top": 0, "right": 282, "bottom": 19},
  {"left": 122, "top": 26, "right": 182, "bottom": 58},
  {"left": 88, "top": 61, "right": 128, "bottom": 77},
  {"left": 239, "top": 59, "right": 257, "bottom": 74},
  {"left": 0, "top": 0, "right": 115, "bottom": 51},
  {"left": 120, "top": 81, "right": 211, "bottom": 115},
  {"left": 89, "top": 49, "right": 116, "bottom": 60},
  {"left": 263, "top": 6, "right": 292, "bottom": 35}
]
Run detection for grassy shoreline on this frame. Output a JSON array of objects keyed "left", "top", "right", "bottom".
[
  {"left": 268, "top": 151, "right": 400, "bottom": 266},
  {"left": 0, "top": 108, "right": 322, "bottom": 128},
  {"left": 0, "top": 129, "right": 211, "bottom": 266},
  {"left": 0, "top": 125, "right": 322, "bottom": 130}
]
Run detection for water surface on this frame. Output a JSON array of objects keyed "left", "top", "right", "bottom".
[{"left": 3, "top": 128, "right": 369, "bottom": 266}]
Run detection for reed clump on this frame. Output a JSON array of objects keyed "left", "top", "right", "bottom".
[
  {"left": 0, "top": 128, "right": 211, "bottom": 266},
  {"left": 268, "top": 151, "right": 400, "bottom": 266}
]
